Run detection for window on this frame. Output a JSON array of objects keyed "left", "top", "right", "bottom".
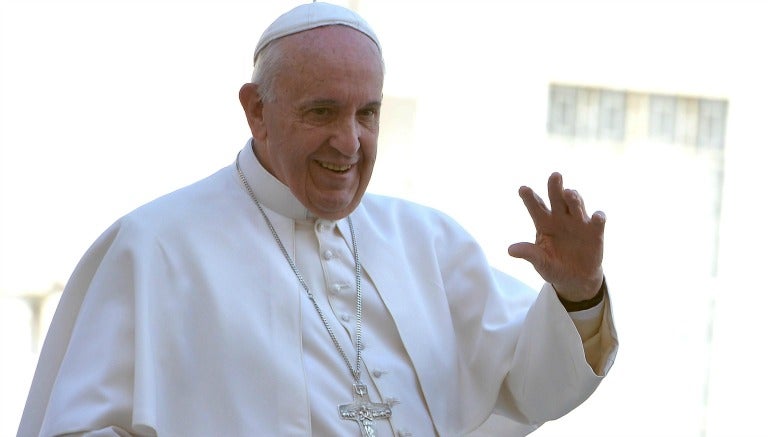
[
  {"left": 698, "top": 99, "right": 728, "bottom": 149},
  {"left": 598, "top": 90, "right": 626, "bottom": 141},
  {"left": 548, "top": 84, "right": 626, "bottom": 141},
  {"left": 548, "top": 84, "right": 728, "bottom": 149},
  {"left": 548, "top": 85, "right": 577, "bottom": 136},
  {"left": 649, "top": 95, "right": 677, "bottom": 142}
]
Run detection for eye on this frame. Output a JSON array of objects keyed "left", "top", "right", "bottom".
[
  {"left": 310, "top": 107, "right": 330, "bottom": 116},
  {"left": 303, "top": 106, "right": 335, "bottom": 124},
  {"left": 358, "top": 107, "right": 379, "bottom": 122}
]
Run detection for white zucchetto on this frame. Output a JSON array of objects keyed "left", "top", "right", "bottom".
[{"left": 252, "top": 1, "right": 381, "bottom": 64}]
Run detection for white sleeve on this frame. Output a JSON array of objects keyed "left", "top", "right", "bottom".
[
  {"left": 499, "top": 284, "right": 618, "bottom": 426},
  {"left": 569, "top": 297, "right": 610, "bottom": 374}
]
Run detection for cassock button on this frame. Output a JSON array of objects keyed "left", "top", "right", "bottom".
[
  {"left": 322, "top": 249, "right": 334, "bottom": 260},
  {"left": 341, "top": 313, "right": 351, "bottom": 322},
  {"left": 372, "top": 369, "right": 383, "bottom": 378},
  {"left": 316, "top": 220, "right": 332, "bottom": 232}
]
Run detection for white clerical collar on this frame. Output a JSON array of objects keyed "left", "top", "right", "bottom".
[{"left": 236, "top": 139, "right": 316, "bottom": 222}]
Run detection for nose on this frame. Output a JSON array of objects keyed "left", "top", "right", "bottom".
[{"left": 329, "top": 116, "right": 361, "bottom": 156}]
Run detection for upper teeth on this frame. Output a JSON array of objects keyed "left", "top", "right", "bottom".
[{"left": 320, "top": 162, "right": 351, "bottom": 171}]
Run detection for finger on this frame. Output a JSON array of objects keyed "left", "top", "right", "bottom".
[
  {"left": 507, "top": 242, "right": 543, "bottom": 266},
  {"left": 591, "top": 210, "right": 607, "bottom": 232},
  {"left": 547, "top": 172, "right": 567, "bottom": 215},
  {"left": 564, "top": 189, "right": 589, "bottom": 221},
  {"left": 518, "top": 185, "right": 550, "bottom": 225}
]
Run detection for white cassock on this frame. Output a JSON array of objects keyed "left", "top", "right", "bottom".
[{"left": 18, "top": 141, "right": 618, "bottom": 437}]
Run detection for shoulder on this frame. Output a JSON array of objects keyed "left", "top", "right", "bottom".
[
  {"left": 118, "top": 165, "right": 238, "bottom": 234},
  {"left": 76, "top": 165, "right": 245, "bottom": 258}
]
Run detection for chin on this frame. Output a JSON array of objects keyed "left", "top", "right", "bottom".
[
  {"left": 309, "top": 192, "right": 362, "bottom": 219},
  {"left": 313, "top": 201, "right": 357, "bottom": 220}
]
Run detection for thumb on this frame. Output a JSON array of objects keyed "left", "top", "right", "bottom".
[{"left": 507, "top": 242, "right": 540, "bottom": 264}]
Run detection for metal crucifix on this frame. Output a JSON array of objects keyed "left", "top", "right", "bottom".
[{"left": 338, "top": 383, "right": 392, "bottom": 436}]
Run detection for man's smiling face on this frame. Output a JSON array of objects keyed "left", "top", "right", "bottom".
[{"left": 248, "top": 25, "right": 384, "bottom": 220}]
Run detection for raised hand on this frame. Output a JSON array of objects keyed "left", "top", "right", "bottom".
[{"left": 507, "top": 172, "right": 605, "bottom": 302}]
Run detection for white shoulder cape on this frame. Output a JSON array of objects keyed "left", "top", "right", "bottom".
[{"left": 19, "top": 153, "right": 618, "bottom": 436}]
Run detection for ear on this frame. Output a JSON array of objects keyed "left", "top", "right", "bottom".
[{"left": 239, "top": 83, "right": 267, "bottom": 142}]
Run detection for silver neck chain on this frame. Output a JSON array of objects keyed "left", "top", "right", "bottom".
[{"left": 236, "top": 152, "right": 364, "bottom": 384}]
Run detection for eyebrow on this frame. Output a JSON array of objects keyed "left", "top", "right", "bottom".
[
  {"left": 363, "top": 100, "right": 383, "bottom": 109},
  {"left": 300, "top": 99, "right": 382, "bottom": 109}
]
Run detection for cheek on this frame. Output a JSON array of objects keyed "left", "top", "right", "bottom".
[
  {"left": 362, "top": 139, "right": 378, "bottom": 170},
  {"left": 271, "top": 126, "right": 308, "bottom": 166},
  {"left": 280, "top": 142, "right": 318, "bottom": 190},
  {"left": 281, "top": 148, "right": 308, "bottom": 180}
]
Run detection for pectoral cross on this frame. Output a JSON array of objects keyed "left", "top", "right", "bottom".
[{"left": 339, "top": 383, "right": 392, "bottom": 437}]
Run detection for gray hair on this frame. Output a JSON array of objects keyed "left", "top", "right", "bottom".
[{"left": 250, "top": 39, "right": 285, "bottom": 103}]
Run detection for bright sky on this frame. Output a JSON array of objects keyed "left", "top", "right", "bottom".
[{"left": 2, "top": 0, "right": 767, "bottom": 435}]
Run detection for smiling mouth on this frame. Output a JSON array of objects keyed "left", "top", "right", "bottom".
[{"left": 317, "top": 161, "right": 353, "bottom": 172}]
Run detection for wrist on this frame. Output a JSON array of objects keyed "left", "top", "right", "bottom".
[{"left": 557, "top": 277, "right": 606, "bottom": 312}]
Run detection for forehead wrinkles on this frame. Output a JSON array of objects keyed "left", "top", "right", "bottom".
[{"left": 281, "top": 26, "right": 382, "bottom": 83}]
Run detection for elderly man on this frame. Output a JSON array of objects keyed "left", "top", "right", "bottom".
[{"left": 18, "top": 2, "right": 617, "bottom": 436}]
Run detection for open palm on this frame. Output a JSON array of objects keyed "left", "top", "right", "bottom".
[{"left": 508, "top": 172, "right": 605, "bottom": 302}]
